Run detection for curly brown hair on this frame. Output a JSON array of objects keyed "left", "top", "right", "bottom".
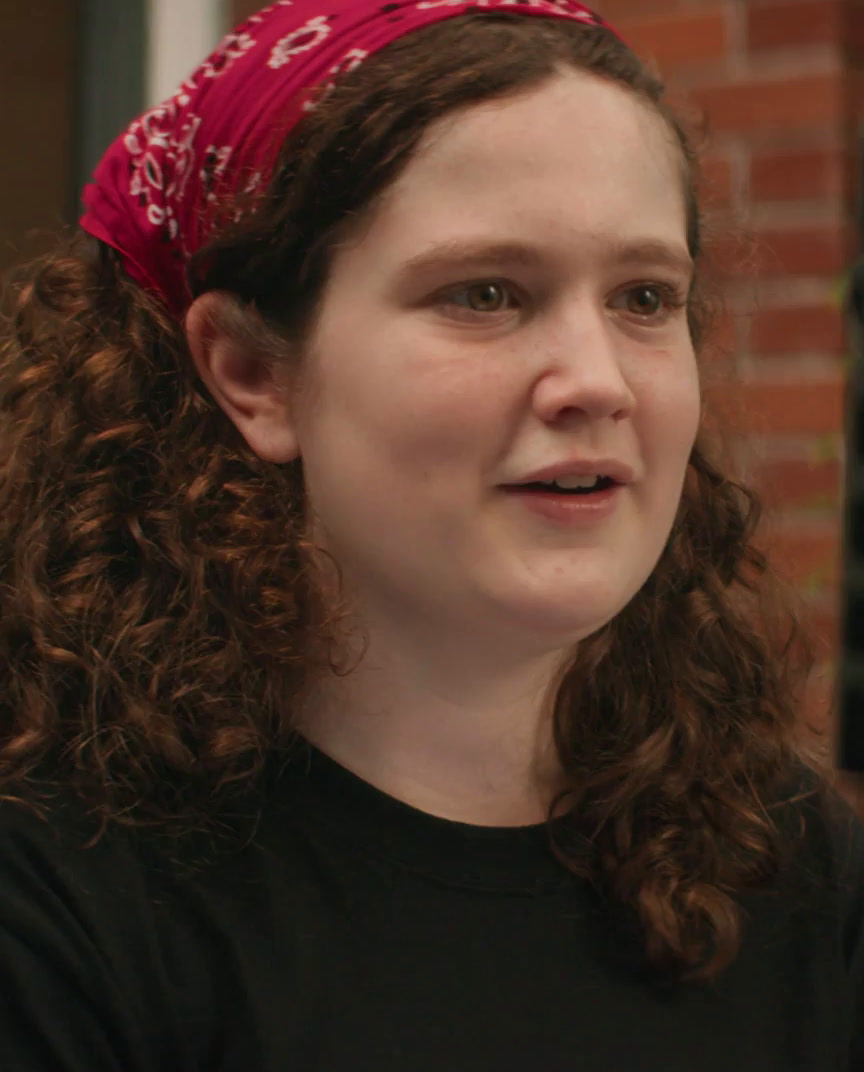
[{"left": 0, "top": 14, "right": 826, "bottom": 984}]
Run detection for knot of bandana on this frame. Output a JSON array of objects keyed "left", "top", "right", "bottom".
[{"left": 80, "top": 0, "right": 609, "bottom": 317}]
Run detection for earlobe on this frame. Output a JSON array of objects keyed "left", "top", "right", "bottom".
[{"left": 185, "top": 292, "right": 301, "bottom": 463}]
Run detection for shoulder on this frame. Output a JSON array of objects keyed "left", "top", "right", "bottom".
[
  {"left": 0, "top": 792, "right": 181, "bottom": 1069},
  {"left": 770, "top": 760, "right": 864, "bottom": 882},
  {"left": 782, "top": 762, "right": 864, "bottom": 884},
  {"left": 791, "top": 767, "right": 864, "bottom": 1065},
  {"left": 0, "top": 780, "right": 279, "bottom": 920},
  {"left": 0, "top": 789, "right": 179, "bottom": 992},
  {"left": 0, "top": 784, "right": 271, "bottom": 1069},
  {"left": 0, "top": 790, "right": 135, "bottom": 898},
  {"left": 761, "top": 760, "right": 864, "bottom": 983},
  {"left": 804, "top": 772, "right": 864, "bottom": 964}
]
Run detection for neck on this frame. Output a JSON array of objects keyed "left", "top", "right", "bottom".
[{"left": 297, "top": 616, "right": 570, "bottom": 827}]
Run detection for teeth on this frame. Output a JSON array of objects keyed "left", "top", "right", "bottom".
[{"left": 550, "top": 475, "right": 602, "bottom": 490}]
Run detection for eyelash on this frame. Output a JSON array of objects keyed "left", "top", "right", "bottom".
[{"left": 435, "top": 279, "right": 689, "bottom": 323}]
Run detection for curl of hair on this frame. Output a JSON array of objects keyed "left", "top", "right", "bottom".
[
  {"left": 0, "top": 240, "right": 337, "bottom": 830},
  {"left": 0, "top": 14, "right": 824, "bottom": 983}
]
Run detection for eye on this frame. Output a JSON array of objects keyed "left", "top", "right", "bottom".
[
  {"left": 611, "top": 282, "right": 686, "bottom": 322},
  {"left": 438, "top": 280, "right": 519, "bottom": 317}
]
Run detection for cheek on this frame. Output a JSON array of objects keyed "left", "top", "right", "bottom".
[
  {"left": 632, "top": 363, "right": 701, "bottom": 487},
  {"left": 678, "top": 363, "right": 702, "bottom": 447},
  {"left": 667, "top": 372, "right": 701, "bottom": 449},
  {"left": 403, "top": 369, "right": 517, "bottom": 474},
  {"left": 317, "top": 344, "right": 512, "bottom": 473},
  {"left": 648, "top": 350, "right": 700, "bottom": 433}
]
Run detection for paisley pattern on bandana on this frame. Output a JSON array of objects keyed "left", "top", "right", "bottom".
[
  {"left": 201, "top": 31, "right": 259, "bottom": 78},
  {"left": 80, "top": 0, "right": 611, "bottom": 314},
  {"left": 125, "top": 107, "right": 202, "bottom": 238},
  {"left": 269, "top": 15, "right": 334, "bottom": 67}
]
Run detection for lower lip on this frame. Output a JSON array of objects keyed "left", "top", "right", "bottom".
[{"left": 500, "top": 484, "right": 622, "bottom": 523}]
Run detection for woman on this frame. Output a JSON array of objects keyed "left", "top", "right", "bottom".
[{"left": 0, "top": 2, "right": 861, "bottom": 1068}]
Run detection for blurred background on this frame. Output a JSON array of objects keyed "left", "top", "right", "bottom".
[{"left": 0, "top": 0, "right": 857, "bottom": 783}]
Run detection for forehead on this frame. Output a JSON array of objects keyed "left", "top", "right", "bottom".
[{"left": 358, "top": 68, "right": 688, "bottom": 262}]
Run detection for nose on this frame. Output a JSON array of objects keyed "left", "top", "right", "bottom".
[{"left": 530, "top": 302, "right": 636, "bottom": 426}]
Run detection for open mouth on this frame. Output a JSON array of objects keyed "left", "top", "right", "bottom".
[{"left": 507, "top": 476, "right": 618, "bottom": 496}]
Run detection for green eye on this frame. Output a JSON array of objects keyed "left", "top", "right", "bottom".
[{"left": 463, "top": 282, "right": 508, "bottom": 312}]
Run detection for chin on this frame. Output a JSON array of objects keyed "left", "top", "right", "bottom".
[{"left": 498, "top": 589, "right": 630, "bottom": 645}]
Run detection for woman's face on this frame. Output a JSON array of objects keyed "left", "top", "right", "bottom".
[{"left": 292, "top": 68, "right": 700, "bottom": 650}]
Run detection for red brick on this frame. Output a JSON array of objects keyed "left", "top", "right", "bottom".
[
  {"left": 750, "top": 148, "right": 849, "bottom": 203},
  {"left": 748, "top": 0, "right": 843, "bottom": 51},
  {"left": 615, "top": 10, "right": 729, "bottom": 69},
  {"left": 708, "top": 225, "right": 850, "bottom": 280},
  {"left": 702, "top": 153, "right": 734, "bottom": 209},
  {"left": 753, "top": 226, "right": 851, "bottom": 276},
  {"left": 704, "top": 231, "right": 756, "bottom": 280},
  {"left": 692, "top": 74, "right": 843, "bottom": 134},
  {"left": 751, "top": 457, "right": 842, "bottom": 509},
  {"left": 750, "top": 304, "right": 847, "bottom": 355},
  {"left": 707, "top": 305, "right": 737, "bottom": 356},
  {"left": 766, "top": 526, "right": 840, "bottom": 587},
  {"left": 706, "top": 378, "right": 844, "bottom": 434}
]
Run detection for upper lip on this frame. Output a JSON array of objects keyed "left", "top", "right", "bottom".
[{"left": 505, "top": 459, "right": 636, "bottom": 486}]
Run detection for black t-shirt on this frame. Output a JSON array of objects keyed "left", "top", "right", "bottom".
[{"left": 1, "top": 744, "right": 862, "bottom": 1071}]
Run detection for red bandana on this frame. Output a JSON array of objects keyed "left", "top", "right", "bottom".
[{"left": 80, "top": 0, "right": 611, "bottom": 316}]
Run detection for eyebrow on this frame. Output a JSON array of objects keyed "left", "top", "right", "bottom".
[{"left": 396, "top": 237, "right": 694, "bottom": 280}]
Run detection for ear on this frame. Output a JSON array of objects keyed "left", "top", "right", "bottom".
[{"left": 185, "top": 291, "right": 300, "bottom": 463}]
